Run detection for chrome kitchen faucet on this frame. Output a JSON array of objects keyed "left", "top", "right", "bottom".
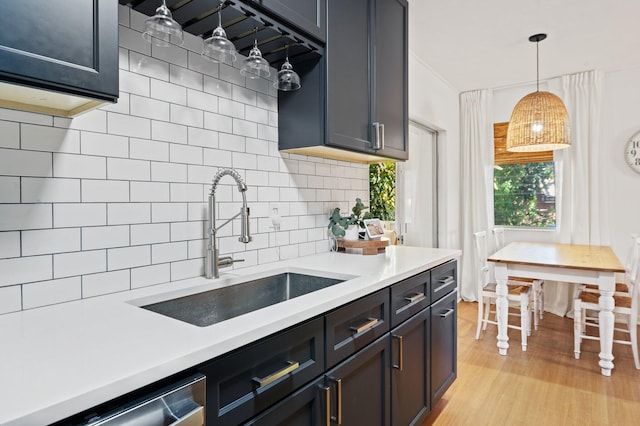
[{"left": 206, "top": 168, "right": 251, "bottom": 279}]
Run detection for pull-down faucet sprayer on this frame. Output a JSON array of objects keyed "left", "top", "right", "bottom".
[{"left": 205, "top": 168, "right": 251, "bottom": 279}]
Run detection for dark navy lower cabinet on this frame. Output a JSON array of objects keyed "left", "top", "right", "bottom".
[{"left": 430, "top": 289, "right": 458, "bottom": 408}]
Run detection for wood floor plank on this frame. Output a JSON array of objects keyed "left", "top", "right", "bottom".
[{"left": 422, "top": 301, "right": 640, "bottom": 425}]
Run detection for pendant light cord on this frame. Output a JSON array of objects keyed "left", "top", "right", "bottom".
[{"left": 536, "top": 39, "right": 540, "bottom": 92}]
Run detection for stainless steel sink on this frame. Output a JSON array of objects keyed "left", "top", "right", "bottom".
[{"left": 141, "top": 272, "right": 348, "bottom": 327}]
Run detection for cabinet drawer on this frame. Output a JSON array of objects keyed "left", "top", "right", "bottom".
[
  {"left": 325, "top": 289, "right": 389, "bottom": 369},
  {"left": 430, "top": 260, "right": 457, "bottom": 304},
  {"left": 199, "top": 317, "right": 324, "bottom": 426},
  {"left": 390, "top": 270, "right": 430, "bottom": 327}
]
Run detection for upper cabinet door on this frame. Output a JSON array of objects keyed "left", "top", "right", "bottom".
[
  {"left": 373, "top": 0, "right": 408, "bottom": 160},
  {"left": 249, "top": 0, "right": 326, "bottom": 42},
  {"left": 0, "top": 0, "right": 118, "bottom": 103},
  {"left": 326, "top": 0, "right": 373, "bottom": 152}
]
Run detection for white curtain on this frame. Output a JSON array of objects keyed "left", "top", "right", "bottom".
[
  {"left": 544, "top": 70, "right": 607, "bottom": 315},
  {"left": 459, "top": 90, "right": 494, "bottom": 301}
]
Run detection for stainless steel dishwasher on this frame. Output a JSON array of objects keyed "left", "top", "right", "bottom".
[{"left": 80, "top": 373, "right": 205, "bottom": 426}]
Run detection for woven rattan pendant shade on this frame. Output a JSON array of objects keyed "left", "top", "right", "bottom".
[
  {"left": 506, "top": 91, "right": 570, "bottom": 152},
  {"left": 506, "top": 33, "right": 571, "bottom": 152}
]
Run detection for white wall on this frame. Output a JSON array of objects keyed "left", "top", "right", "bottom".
[
  {"left": 0, "top": 6, "right": 369, "bottom": 314},
  {"left": 408, "top": 52, "right": 460, "bottom": 250}
]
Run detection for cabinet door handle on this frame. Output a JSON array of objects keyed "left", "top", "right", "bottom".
[
  {"left": 372, "top": 122, "right": 382, "bottom": 150},
  {"left": 439, "top": 276, "right": 454, "bottom": 285},
  {"left": 319, "top": 385, "right": 331, "bottom": 426},
  {"left": 252, "top": 361, "right": 299, "bottom": 388},
  {"left": 439, "top": 308, "right": 455, "bottom": 318},
  {"left": 392, "top": 334, "right": 404, "bottom": 371},
  {"left": 349, "top": 317, "right": 379, "bottom": 334},
  {"left": 404, "top": 292, "right": 425, "bottom": 304},
  {"left": 380, "top": 123, "right": 385, "bottom": 150},
  {"left": 328, "top": 377, "right": 342, "bottom": 425}
]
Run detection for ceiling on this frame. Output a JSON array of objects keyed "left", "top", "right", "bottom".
[{"left": 408, "top": 0, "right": 640, "bottom": 92}]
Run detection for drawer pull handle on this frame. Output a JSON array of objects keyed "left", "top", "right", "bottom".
[
  {"left": 252, "top": 361, "right": 299, "bottom": 388},
  {"left": 328, "top": 377, "right": 342, "bottom": 425},
  {"left": 439, "top": 276, "right": 455, "bottom": 285},
  {"left": 350, "top": 317, "right": 379, "bottom": 334},
  {"left": 320, "top": 385, "right": 331, "bottom": 426},
  {"left": 392, "top": 334, "right": 404, "bottom": 371},
  {"left": 439, "top": 308, "right": 455, "bottom": 318},
  {"left": 404, "top": 292, "right": 425, "bottom": 304}
]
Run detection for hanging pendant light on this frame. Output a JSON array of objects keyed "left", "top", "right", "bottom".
[
  {"left": 142, "top": 0, "right": 184, "bottom": 47},
  {"left": 202, "top": 2, "right": 237, "bottom": 64},
  {"left": 274, "top": 44, "right": 301, "bottom": 91},
  {"left": 240, "top": 28, "right": 271, "bottom": 79},
  {"left": 506, "top": 34, "right": 570, "bottom": 152}
]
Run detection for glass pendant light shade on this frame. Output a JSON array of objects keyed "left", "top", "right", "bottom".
[
  {"left": 201, "top": 3, "right": 237, "bottom": 64},
  {"left": 506, "top": 91, "right": 570, "bottom": 152},
  {"left": 506, "top": 33, "right": 570, "bottom": 152},
  {"left": 142, "top": 1, "right": 183, "bottom": 47},
  {"left": 240, "top": 34, "right": 271, "bottom": 79},
  {"left": 274, "top": 46, "right": 301, "bottom": 91}
]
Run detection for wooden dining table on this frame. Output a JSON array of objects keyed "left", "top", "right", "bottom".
[{"left": 487, "top": 242, "right": 625, "bottom": 376}]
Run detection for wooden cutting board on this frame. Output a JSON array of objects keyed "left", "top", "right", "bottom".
[{"left": 337, "top": 238, "right": 389, "bottom": 255}]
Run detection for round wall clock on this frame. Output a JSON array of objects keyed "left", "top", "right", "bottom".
[{"left": 625, "top": 131, "right": 640, "bottom": 174}]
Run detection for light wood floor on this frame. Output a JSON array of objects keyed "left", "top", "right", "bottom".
[{"left": 422, "top": 301, "right": 640, "bottom": 425}]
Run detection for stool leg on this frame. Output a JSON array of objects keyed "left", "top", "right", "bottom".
[{"left": 574, "top": 299, "right": 582, "bottom": 360}]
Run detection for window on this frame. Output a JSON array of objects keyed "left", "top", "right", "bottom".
[{"left": 493, "top": 122, "right": 556, "bottom": 228}]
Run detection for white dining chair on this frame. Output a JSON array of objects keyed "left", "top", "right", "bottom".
[
  {"left": 573, "top": 236, "right": 640, "bottom": 369},
  {"left": 474, "top": 231, "right": 531, "bottom": 351},
  {"left": 493, "top": 227, "right": 545, "bottom": 330}
]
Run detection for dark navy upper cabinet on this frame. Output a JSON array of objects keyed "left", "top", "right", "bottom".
[
  {"left": 246, "top": 0, "right": 326, "bottom": 43},
  {"left": 278, "top": 0, "right": 408, "bottom": 163},
  {"left": 0, "top": 0, "right": 118, "bottom": 116}
]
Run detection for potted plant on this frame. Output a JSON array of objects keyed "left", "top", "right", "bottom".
[{"left": 328, "top": 198, "right": 370, "bottom": 240}]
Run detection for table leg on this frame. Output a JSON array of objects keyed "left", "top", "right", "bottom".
[
  {"left": 598, "top": 272, "right": 616, "bottom": 376},
  {"left": 494, "top": 263, "right": 509, "bottom": 355}
]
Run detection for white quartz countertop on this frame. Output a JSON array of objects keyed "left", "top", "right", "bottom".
[{"left": 0, "top": 246, "right": 460, "bottom": 425}]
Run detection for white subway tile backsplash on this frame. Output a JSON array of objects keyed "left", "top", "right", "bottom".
[
  {"left": 82, "top": 180, "right": 130, "bottom": 203},
  {"left": 81, "top": 132, "right": 129, "bottom": 158},
  {"left": 0, "top": 5, "right": 370, "bottom": 313},
  {"left": 82, "top": 270, "right": 130, "bottom": 298},
  {"left": 151, "top": 162, "right": 187, "bottom": 183},
  {"left": 53, "top": 153, "right": 105, "bottom": 179},
  {"left": 21, "top": 124, "right": 80, "bottom": 154},
  {"left": 108, "top": 113, "right": 151, "bottom": 139},
  {"left": 22, "top": 228, "right": 80, "bottom": 256},
  {"left": 23, "top": 277, "right": 81, "bottom": 309},
  {"left": 130, "top": 51, "right": 170, "bottom": 81},
  {"left": 0, "top": 231, "right": 20, "bottom": 259},
  {"left": 151, "top": 79, "right": 187, "bottom": 105},
  {"left": 131, "top": 263, "right": 170, "bottom": 289},
  {"left": 0, "top": 120, "right": 19, "bottom": 148},
  {"left": 170, "top": 64, "right": 203, "bottom": 91},
  {"left": 54, "top": 203, "right": 106, "bottom": 228},
  {"left": 0, "top": 149, "right": 52, "bottom": 177},
  {"left": 170, "top": 104, "right": 204, "bottom": 128},
  {"left": 130, "top": 95, "right": 170, "bottom": 121},
  {"left": 0, "top": 177, "right": 20, "bottom": 203},
  {"left": 170, "top": 142, "right": 203, "bottom": 165},
  {"left": 130, "top": 138, "right": 169, "bottom": 162},
  {"left": 120, "top": 70, "right": 151, "bottom": 96},
  {"left": 151, "top": 121, "right": 188, "bottom": 144},
  {"left": 108, "top": 245, "right": 150, "bottom": 270},
  {"left": 0, "top": 286, "right": 21, "bottom": 314},
  {"left": 131, "top": 223, "right": 169, "bottom": 245},
  {"left": 54, "top": 250, "right": 106, "bottom": 278},
  {"left": 219, "top": 98, "right": 245, "bottom": 119},
  {"left": 152, "top": 241, "right": 187, "bottom": 264},
  {"left": 83, "top": 225, "right": 130, "bottom": 250},
  {"left": 0, "top": 204, "right": 52, "bottom": 231},
  {"left": 0, "top": 255, "right": 52, "bottom": 287},
  {"left": 107, "top": 203, "right": 150, "bottom": 225},
  {"left": 108, "top": 158, "right": 151, "bottom": 181},
  {"left": 21, "top": 178, "right": 80, "bottom": 203}
]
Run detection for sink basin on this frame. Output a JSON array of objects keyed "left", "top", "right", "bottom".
[{"left": 141, "top": 272, "right": 349, "bottom": 327}]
